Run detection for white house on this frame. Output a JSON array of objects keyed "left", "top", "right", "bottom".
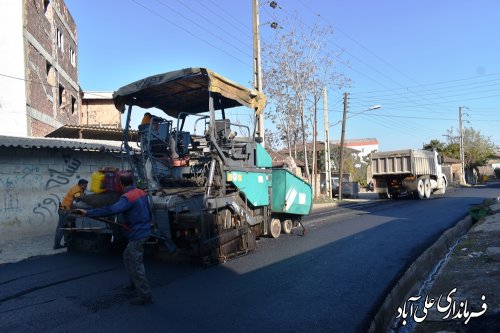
[{"left": 331, "top": 138, "right": 379, "bottom": 159}]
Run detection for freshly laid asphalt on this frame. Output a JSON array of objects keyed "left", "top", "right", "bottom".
[{"left": 1, "top": 185, "right": 499, "bottom": 333}]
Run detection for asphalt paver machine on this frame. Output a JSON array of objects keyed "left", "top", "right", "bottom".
[{"left": 69, "top": 68, "right": 312, "bottom": 264}]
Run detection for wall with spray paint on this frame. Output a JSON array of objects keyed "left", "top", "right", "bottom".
[{"left": 0, "top": 147, "right": 123, "bottom": 244}]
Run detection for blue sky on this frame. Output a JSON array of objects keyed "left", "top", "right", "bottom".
[{"left": 65, "top": 0, "right": 500, "bottom": 151}]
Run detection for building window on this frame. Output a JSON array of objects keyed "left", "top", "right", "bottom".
[
  {"left": 43, "top": 0, "right": 52, "bottom": 19},
  {"left": 71, "top": 96, "right": 77, "bottom": 114},
  {"left": 70, "top": 47, "right": 76, "bottom": 67},
  {"left": 46, "top": 61, "right": 56, "bottom": 87},
  {"left": 59, "top": 84, "right": 65, "bottom": 107},
  {"left": 56, "top": 28, "right": 64, "bottom": 53}
]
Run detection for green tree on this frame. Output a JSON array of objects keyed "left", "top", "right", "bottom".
[
  {"left": 463, "top": 127, "right": 496, "bottom": 169},
  {"left": 441, "top": 143, "right": 460, "bottom": 160},
  {"left": 423, "top": 139, "right": 446, "bottom": 152},
  {"left": 423, "top": 139, "right": 460, "bottom": 159},
  {"left": 443, "top": 127, "right": 497, "bottom": 178}
]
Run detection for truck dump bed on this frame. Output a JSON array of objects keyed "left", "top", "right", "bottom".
[{"left": 371, "top": 149, "right": 438, "bottom": 177}]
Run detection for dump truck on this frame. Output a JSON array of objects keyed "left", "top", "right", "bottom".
[
  {"left": 66, "top": 68, "right": 312, "bottom": 264},
  {"left": 370, "top": 149, "right": 447, "bottom": 200}
]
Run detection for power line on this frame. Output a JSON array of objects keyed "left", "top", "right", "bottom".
[
  {"left": 204, "top": 0, "right": 252, "bottom": 38},
  {"left": 291, "top": 0, "right": 473, "bottom": 115},
  {"left": 349, "top": 112, "right": 432, "bottom": 139},
  {"left": 155, "top": 0, "right": 251, "bottom": 58},
  {"left": 279, "top": 6, "right": 394, "bottom": 89},
  {"left": 0, "top": 72, "right": 80, "bottom": 95},
  {"left": 123, "top": 1, "right": 498, "bottom": 147},
  {"left": 0, "top": 73, "right": 112, "bottom": 99},
  {"left": 353, "top": 72, "right": 500, "bottom": 95},
  {"left": 131, "top": 0, "right": 252, "bottom": 68},
  {"left": 362, "top": 113, "right": 500, "bottom": 124},
  {"left": 351, "top": 80, "right": 500, "bottom": 101},
  {"left": 350, "top": 90, "right": 500, "bottom": 112}
]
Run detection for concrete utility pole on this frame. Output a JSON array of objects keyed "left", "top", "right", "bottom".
[
  {"left": 252, "top": 0, "right": 264, "bottom": 145},
  {"left": 459, "top": 107, "right": 466, "bottom": 184},
  {"left": 313, "top": 99, "right": 318, "bottom": 198},
  {"left": 323, "top": 86, "right": 331, "bottom": 195},
  {"left": 338, "top": 92, "right": 349, "bottom": 201}
]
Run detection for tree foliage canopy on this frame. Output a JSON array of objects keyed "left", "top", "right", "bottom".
[
  {"left": 462, "top": 127, "right": 497, "bottom": 166},
  {"left": 423, "top": 127, "right": 497, "bottom": 167}
]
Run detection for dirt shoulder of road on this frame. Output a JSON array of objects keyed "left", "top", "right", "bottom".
[{"left": 410, "top": 199, "right": 500, "bottom": 333}]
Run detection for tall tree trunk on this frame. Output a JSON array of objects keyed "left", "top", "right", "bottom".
[
  {"left": 287, "top": 125, "right": 292, "bottom": 157},
  {"left": 294, "top": 131, "right": 298, "bottom": 159},
  {"left": 301, "top": 105, "right": 310, "bottom": 181}
]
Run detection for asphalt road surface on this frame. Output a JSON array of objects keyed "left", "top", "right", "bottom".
[{"left": 1, "top": 184, "right": 499, "bottom": 333}]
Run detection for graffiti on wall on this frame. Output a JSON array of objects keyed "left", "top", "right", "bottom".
[
  {"left": 0, "top": 153, "right": 83, "bottom": 231},
  {"left": 0, "top": 176, "right": 22, "bottom": 228},
  {"left": 31, "top": 193, "right": 61, "bottom": 226},
  {"left": 3, "top": 177, "right": 20, "bottom": 213},
  {"left": 33, "top": 154, "right": 82, "bottom": 225},
  {"left": 45, "top": 155, "right": 82, "bottom": 190},
  {"left": 1, "top": 166, "right": 41, "bottom": 229}
]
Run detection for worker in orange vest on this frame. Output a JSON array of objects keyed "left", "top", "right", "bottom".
[{"left": 53, "top": 179, "right": 88, "bottom": 249}]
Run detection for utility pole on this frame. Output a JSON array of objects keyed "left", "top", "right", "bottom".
[
  {"left": 323, "top": 86, "right": 331, "bottom": 196},
  {"left": 313, "top": 98, "right": 317, "bottom": 198},
  {"left": 338, "top": 92, "right": 349, "bottom": 201},
  {"left": 459, "top": 107, "right": 466, "bottom": 184},
  {"left": 252, "top": 0, "right": 264, "bottom": 145}
]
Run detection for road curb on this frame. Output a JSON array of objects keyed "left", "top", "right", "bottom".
[
  {"left": 368, "top": 214, "right": 473, "bottom": 333},
  {"left": 312, "top": 199, "right": 377, "bottom": 212},
  {"left": 311, "top": 202, "right": 337, "bottom": 212}
]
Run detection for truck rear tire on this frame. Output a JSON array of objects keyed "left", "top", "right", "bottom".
[
  {"left": 424, "top": 179, "right": 431, "bottom": 198},
  {"left": 417, "top": 179, "right": 425, "bottom": 200},
  {"left": 434, "top": 177, "right": 447, "bottom": 195}
]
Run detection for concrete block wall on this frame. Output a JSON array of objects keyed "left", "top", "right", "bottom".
[
  {"left": 81, "top": 98, "right": 122, "bottom": 128},
  {"left": 0, "top": 147, "right": 124, "bottom": 244}
]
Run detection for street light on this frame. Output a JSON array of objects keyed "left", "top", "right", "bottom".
[
  {"left": 337, "top": 94, "right": 381, "bottom": 201},
  {"left": 348, "top": 104, "right": 381, "bottom": 119},
  {"left": 329, "top": 104, "right": 381, "bottom": 128}
]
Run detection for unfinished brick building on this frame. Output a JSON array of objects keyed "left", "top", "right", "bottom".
[
  {"left": 81, "top": 91, "right": 122, "bottom": 128},
  {"left": 0, "top": 0, "right": 80, "bottom": 137}
]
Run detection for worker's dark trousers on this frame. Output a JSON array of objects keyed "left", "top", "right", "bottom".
[
  {"left": 54, "top": 210, "right": 68, "bottom": 247},
  {"left": 123, "top": 238, "right": 151, "bottom": 298}
]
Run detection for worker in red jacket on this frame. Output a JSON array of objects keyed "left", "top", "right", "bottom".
[{"left": 74, "top": 172, "right": 153, "bottom": 305}]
